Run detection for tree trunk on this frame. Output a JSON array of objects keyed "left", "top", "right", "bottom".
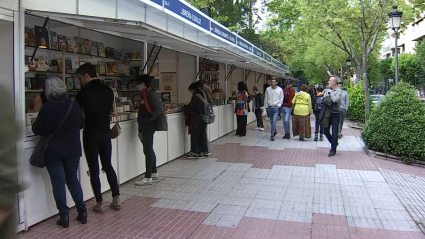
[{"left": 362, "top": 45, "right": 371, "bottom": 121}]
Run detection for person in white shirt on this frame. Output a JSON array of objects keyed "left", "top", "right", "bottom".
[{"left": 264, "top": 77, "right": 284, "bottom": 141}]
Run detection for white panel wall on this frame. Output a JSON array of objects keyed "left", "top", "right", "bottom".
[
  {"left": 117, "top": 0, "right": 146, "bottom": 22},
  {"left": 0, "top": 0, "right": 17, "bottom": 11},
  {"left": 22, "top": 0, "right": 77, "bottom": 14},
  {"left": 146, "top": 11, "right": 167, "bottom": 31},
  {"left": 231, "top": 67, "right": 244, "bottom": 95},
  {"left": 168, "top": 19, "right": 184, "bottom": 38},
  {"left": 177, "top": 52, "right": 196, "bottom": 103},
  {"left": 78, "top": 0, "right": 117, "bottom": 18},
  {"left": 219, "top": 63, "right": 226, "bottom": 94},
  {"left": 247, "top": 71, "right": 256, "bottom": 94}
]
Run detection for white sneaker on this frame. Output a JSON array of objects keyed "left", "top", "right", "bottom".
[
  {"left": 152, "top": 173, "right": 159, "bottom": 179},
  {"left": 255, "top": 127, "right": 260, "bottom": 131},
  {"left": 260, "top": 128, "right": 264, "bottom": 131},
  {"left": 135, "top": 178, "right": 153, "bottom": 186}
]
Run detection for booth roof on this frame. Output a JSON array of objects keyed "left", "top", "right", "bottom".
[{"left": 26, "top": 9, "right": 286, "bottom": 77}]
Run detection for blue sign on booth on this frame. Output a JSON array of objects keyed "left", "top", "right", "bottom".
[
  {"left": 264, "top": 54, "right": 271, "bottom": 62},
  {"left": 253, "top": 47, "right": 263, "bottom": 58},
  {"left": 164, "top": 0, "right": 210, "bottom": 30},
  {"left": 211, "top": 22, "right": 236, "bottom": 44},
  {"left": 237, "top": 37, "right": 252, "bottom": 52},
  {"left": 150, "top": 0, "right": 163, "bottom": 6}
]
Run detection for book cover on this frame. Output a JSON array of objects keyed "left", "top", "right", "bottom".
[
  {"left": 90, "top": 41, "right": 98, "bottom": 56},
  {"left": 35, "top": 26, "right": 50, "bottom": 48},
  {"left": 106, "top": 47, "right": 115, "bottom": 58},
  {"left": 65, "top": 59, "right": 73, "bottom": 73},
  {"left": 74, "top": 37, "right": 85, "bottom": 54},
  {"left": 123, "top": 52, "right": 130, "bottom": 60},
  {"left": 98, "top": 61, "right": 106, "bottom": 75},
  {"left": 27, "top": 27, "right": 36, "bottom": 47},
  {"left": 70, "top": 57, "right": 80, "bottom": 72},
  {"left": 116, "top": 51, "right": 123, "bottom": 60},
  {"left": 25, "top": 27, "right": 29, "bottom": 46},
  {"left": 83, "top": 39, "right": 92, "bottom": 55},
  {"left": 51, "top": 60, "right": 59, "bottom": 72},
  {"left": 74, "top": 77, "right": 81, "bottom": 90},
  {"left": 57, "top": 35, "right": 68, "bottom": 51},
  {"left": 29, "top": 77, "right": 37, "bottom": 90},
  {"left": 106, "top": 62, "right": 113, "bottom": 74},
  {"left": 35, "top": 74, "right": 47, "bottom": 90},
  {"left": 112, "top": 62, "right": 119, "bottom": 73},
  {"left": 57, "top": 58, "right": 64, "bottom": 72},
  {"left": 67, "top": 37, "right": 78, "bottom": 53},
  {"left": 65, "top": 77, "right": 74, "bottom": 90},
  {"left": 49, "top": 31, "right": 58, "bottom": 50},
  {"left": 97, "top": 42, "right": 106, "bottom": 57}
]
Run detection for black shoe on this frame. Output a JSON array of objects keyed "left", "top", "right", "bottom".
[
  {"left": 273, "top": 131, "right": 277, "bottom": 137},
  {"left": 320, "top": 135, "right": 324, "bottom": 141},
  {"left": 203, "top": 152, "right": 211, "bottom": 157},
  {"left": 328, "top": 150, "right": 336, "bottom": 157},
  {"left": 338, "top": 133, "right": 342, "bottom": 139},
  {"left": 271, "top": 136, "right": 275, "bottom": 141},
  {"left": 282, "top": 133, "right": 290, "bottom": 139},
  {"left": 299, "top": 138, "right": 305, "bottom": 141},
  {"left": 314, "top": 134, "right": 318, "bottom": 141},
  {"left": 56, "top": 216, "right": 69, "bottom": 228},
  {"left": 77, "top": 211, "right": 87, "bottom": 224}
]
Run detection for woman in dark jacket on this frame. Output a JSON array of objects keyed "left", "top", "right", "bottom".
[
  {"left": 185, "top": 82, "right": 209, "bottom": 158},
  {"left": 253, "top": 86, "right": 264, "bottom": 131},
  {"left": 235, "top": 82, "right": 249, "bottom": 136},
  {"left": 32, "top": 76, "right": 86, "bottom": 228}
]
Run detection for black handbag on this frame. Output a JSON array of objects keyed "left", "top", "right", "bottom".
[{"left": 30, "top": 102, "right": 73, "bottom": 168}]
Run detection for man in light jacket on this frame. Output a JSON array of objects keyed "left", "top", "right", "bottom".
[
  {"left": 264, "top": 77, "right": 284, "bottom": 141},
  {"left": 338, "top": 82, "right": 349, "bottom": 138}
]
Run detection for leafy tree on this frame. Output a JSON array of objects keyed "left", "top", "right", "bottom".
[{"left": 391, "top": 53, "right": 422, "bottom": 86}]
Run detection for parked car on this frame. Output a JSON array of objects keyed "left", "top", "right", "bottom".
[{"left": 371, "top": 94, "right": 385, "bottom": 105}]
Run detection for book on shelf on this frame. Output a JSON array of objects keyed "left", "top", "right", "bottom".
[
  {"left": 65, "top": 77, "right": 74, "bottom": 90},
  {"left": 67, "top": 37, "right": 78, "bottom": 53},
  {"left": 25, "top": 77, "right": 31, "bottom": 90},
  {"left": 97, "top": 42, "right": 106, "bottom": 57},
  {"left": 83, "top": 39, "right": 92, "bottom": 55},
  {"left": 34, "top": 74, "right": 47, "bottom": 90},
  {"left": 57, "top": 35, "right": 68, "bottom": 51},
  {"left": 70, "top": 57, "right": 80, "bottom": 72},
  {"left": 35, "top": 56, "right": 51, "bottom": 72},
  {"left": 90, "top": 41, "right": 98, "bottom": 56},
  {"left": 105, "top": 47, "right": 115, "bottom": 58},
  {"left": 25, "top": 56, "right": 36, "bottom": 71},
  {"left": 74, "top": 37, "right": 85, "bottom": 54},
  {"left": 27, "top": 27, "right": 36, "bottom": 47},
  {"left": 123, "top": 52, "right": 130, "bottom": 60},
  {"left": 116, "top": 51, "right": 123, "bottom": 60},
  {"left": 74, "top": 77, "right": 81, "bottom": 90},
  {"left": 98, "top": 61, "right": 106, "bottom": 75},
  {"left": 65, "top": 59, "right": 73, "bottom": 74},
  {"left": 131, "top": 52, "right": 142, "bottom": 60},
  {"left": 35, "top": 26, "right": 50, "bottom": 48},
  {"left": 49, "top": 31, "right": 58, "bottom": 50}
]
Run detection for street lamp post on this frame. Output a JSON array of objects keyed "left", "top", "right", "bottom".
[
  {"left": 388, "top": 6, "right": 403, "bottom": 84},
  {"left": 346, "top": 57, "right": 352, "bottom": 83}
]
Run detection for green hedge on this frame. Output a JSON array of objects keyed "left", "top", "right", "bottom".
[
  {"left": 361, "top": 82, "right": 425, "bottom": 162},
  {"left": 346, "top": 81, "right": 370, "bottom": 122}
]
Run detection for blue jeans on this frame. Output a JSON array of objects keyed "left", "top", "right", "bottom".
[
  {"left": 324, "top": 113, "right": 341, "bottom": 152},
  {"left": 46, "top": 157, "right": 86, "bottom": 217},
  {"left": 281, "top": 107, "right": 292, "bottom": 135},
  {"left": 267, "top": 108, "right": 279, "bottom": 136}
]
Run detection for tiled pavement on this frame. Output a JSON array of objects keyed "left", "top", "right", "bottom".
[{"left": 18, "top": 118, "right": 425, "bottom": 239}]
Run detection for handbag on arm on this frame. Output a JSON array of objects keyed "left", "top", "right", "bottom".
[
  {"left": 110, "top": 91, "right": 121, "bottom": 139},
  {"left": 29, "top": 102, "right": 74, "bottom": 168}
]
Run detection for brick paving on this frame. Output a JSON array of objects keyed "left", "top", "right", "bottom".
[{"left": 18, "top": 118, "right": 425, "bottom": 239}]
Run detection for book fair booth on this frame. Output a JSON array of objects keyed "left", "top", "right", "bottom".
[{"left": 0, "top": 0, "right": 289, "bottom": 232}]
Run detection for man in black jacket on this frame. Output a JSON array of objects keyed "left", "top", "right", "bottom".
[
  {"left": 135, "top": 75, "right": 167, "bottom": 186},
  {"left": 253, "top": 86, "right": 264, "bottom": 131},
  {"left": 75, "top": 63, "right": 120, "bottom": 213}
]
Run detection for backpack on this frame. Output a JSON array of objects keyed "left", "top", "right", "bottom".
[
  {"left": 315, "top": 96, "right": 323, "bottom": 111},
  {"left": 283, "top": 88, "right": 290, "bottom": 103},
  {"left": 196, "top": 93, "right": 215, "bottom": 124}
]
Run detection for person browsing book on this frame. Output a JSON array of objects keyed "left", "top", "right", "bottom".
[
  {"left": 135, "top": 75, "right": 168, "bottom": 185},
  {"left": 75, "top": 63, "right": 121, "bottom": 213}
]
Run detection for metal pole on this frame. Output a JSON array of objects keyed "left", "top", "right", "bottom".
[{"left": 395, "top": 31, "right": 399, "bottom": 84}]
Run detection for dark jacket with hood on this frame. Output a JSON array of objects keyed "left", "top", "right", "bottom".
[
  {"left": 137, "top": 88, "right": 168, "bottom": 131},
  {"left": 188, "top": 88, "right": 207, "bottom": 125}
]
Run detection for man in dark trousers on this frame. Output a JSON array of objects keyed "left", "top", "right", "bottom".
[
  {"left": 75, "top": 63, "right": 120, "bottom": 213},
  {"left": 135, "top": 75, "right": 168, "bottom": 185},
  {"left": 281, "top": 80, "right": 295, "bottom": 139}
]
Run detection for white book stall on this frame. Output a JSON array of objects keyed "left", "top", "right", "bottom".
[{"left": 1, "top": 0, "right": 288, "bottom": 232}]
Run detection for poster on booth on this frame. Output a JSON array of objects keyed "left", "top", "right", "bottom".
[{"left": 160, "top": 72, "right": 177, "bottom": 98}]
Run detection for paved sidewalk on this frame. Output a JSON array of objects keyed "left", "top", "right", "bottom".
[{"left": 18, "top": 118, "right": 425, "bottom": 239}]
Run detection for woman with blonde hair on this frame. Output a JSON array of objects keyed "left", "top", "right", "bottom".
[{"left": 291, "top": 84, "right": 313, "bottom": 141}]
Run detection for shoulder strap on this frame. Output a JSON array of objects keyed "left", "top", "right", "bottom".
[
  {"left": 196, "top": 94, "right": 208, "bottom": 105},
  {"left": 51, "top": 101, "right": 73, "bottom": 139}
]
